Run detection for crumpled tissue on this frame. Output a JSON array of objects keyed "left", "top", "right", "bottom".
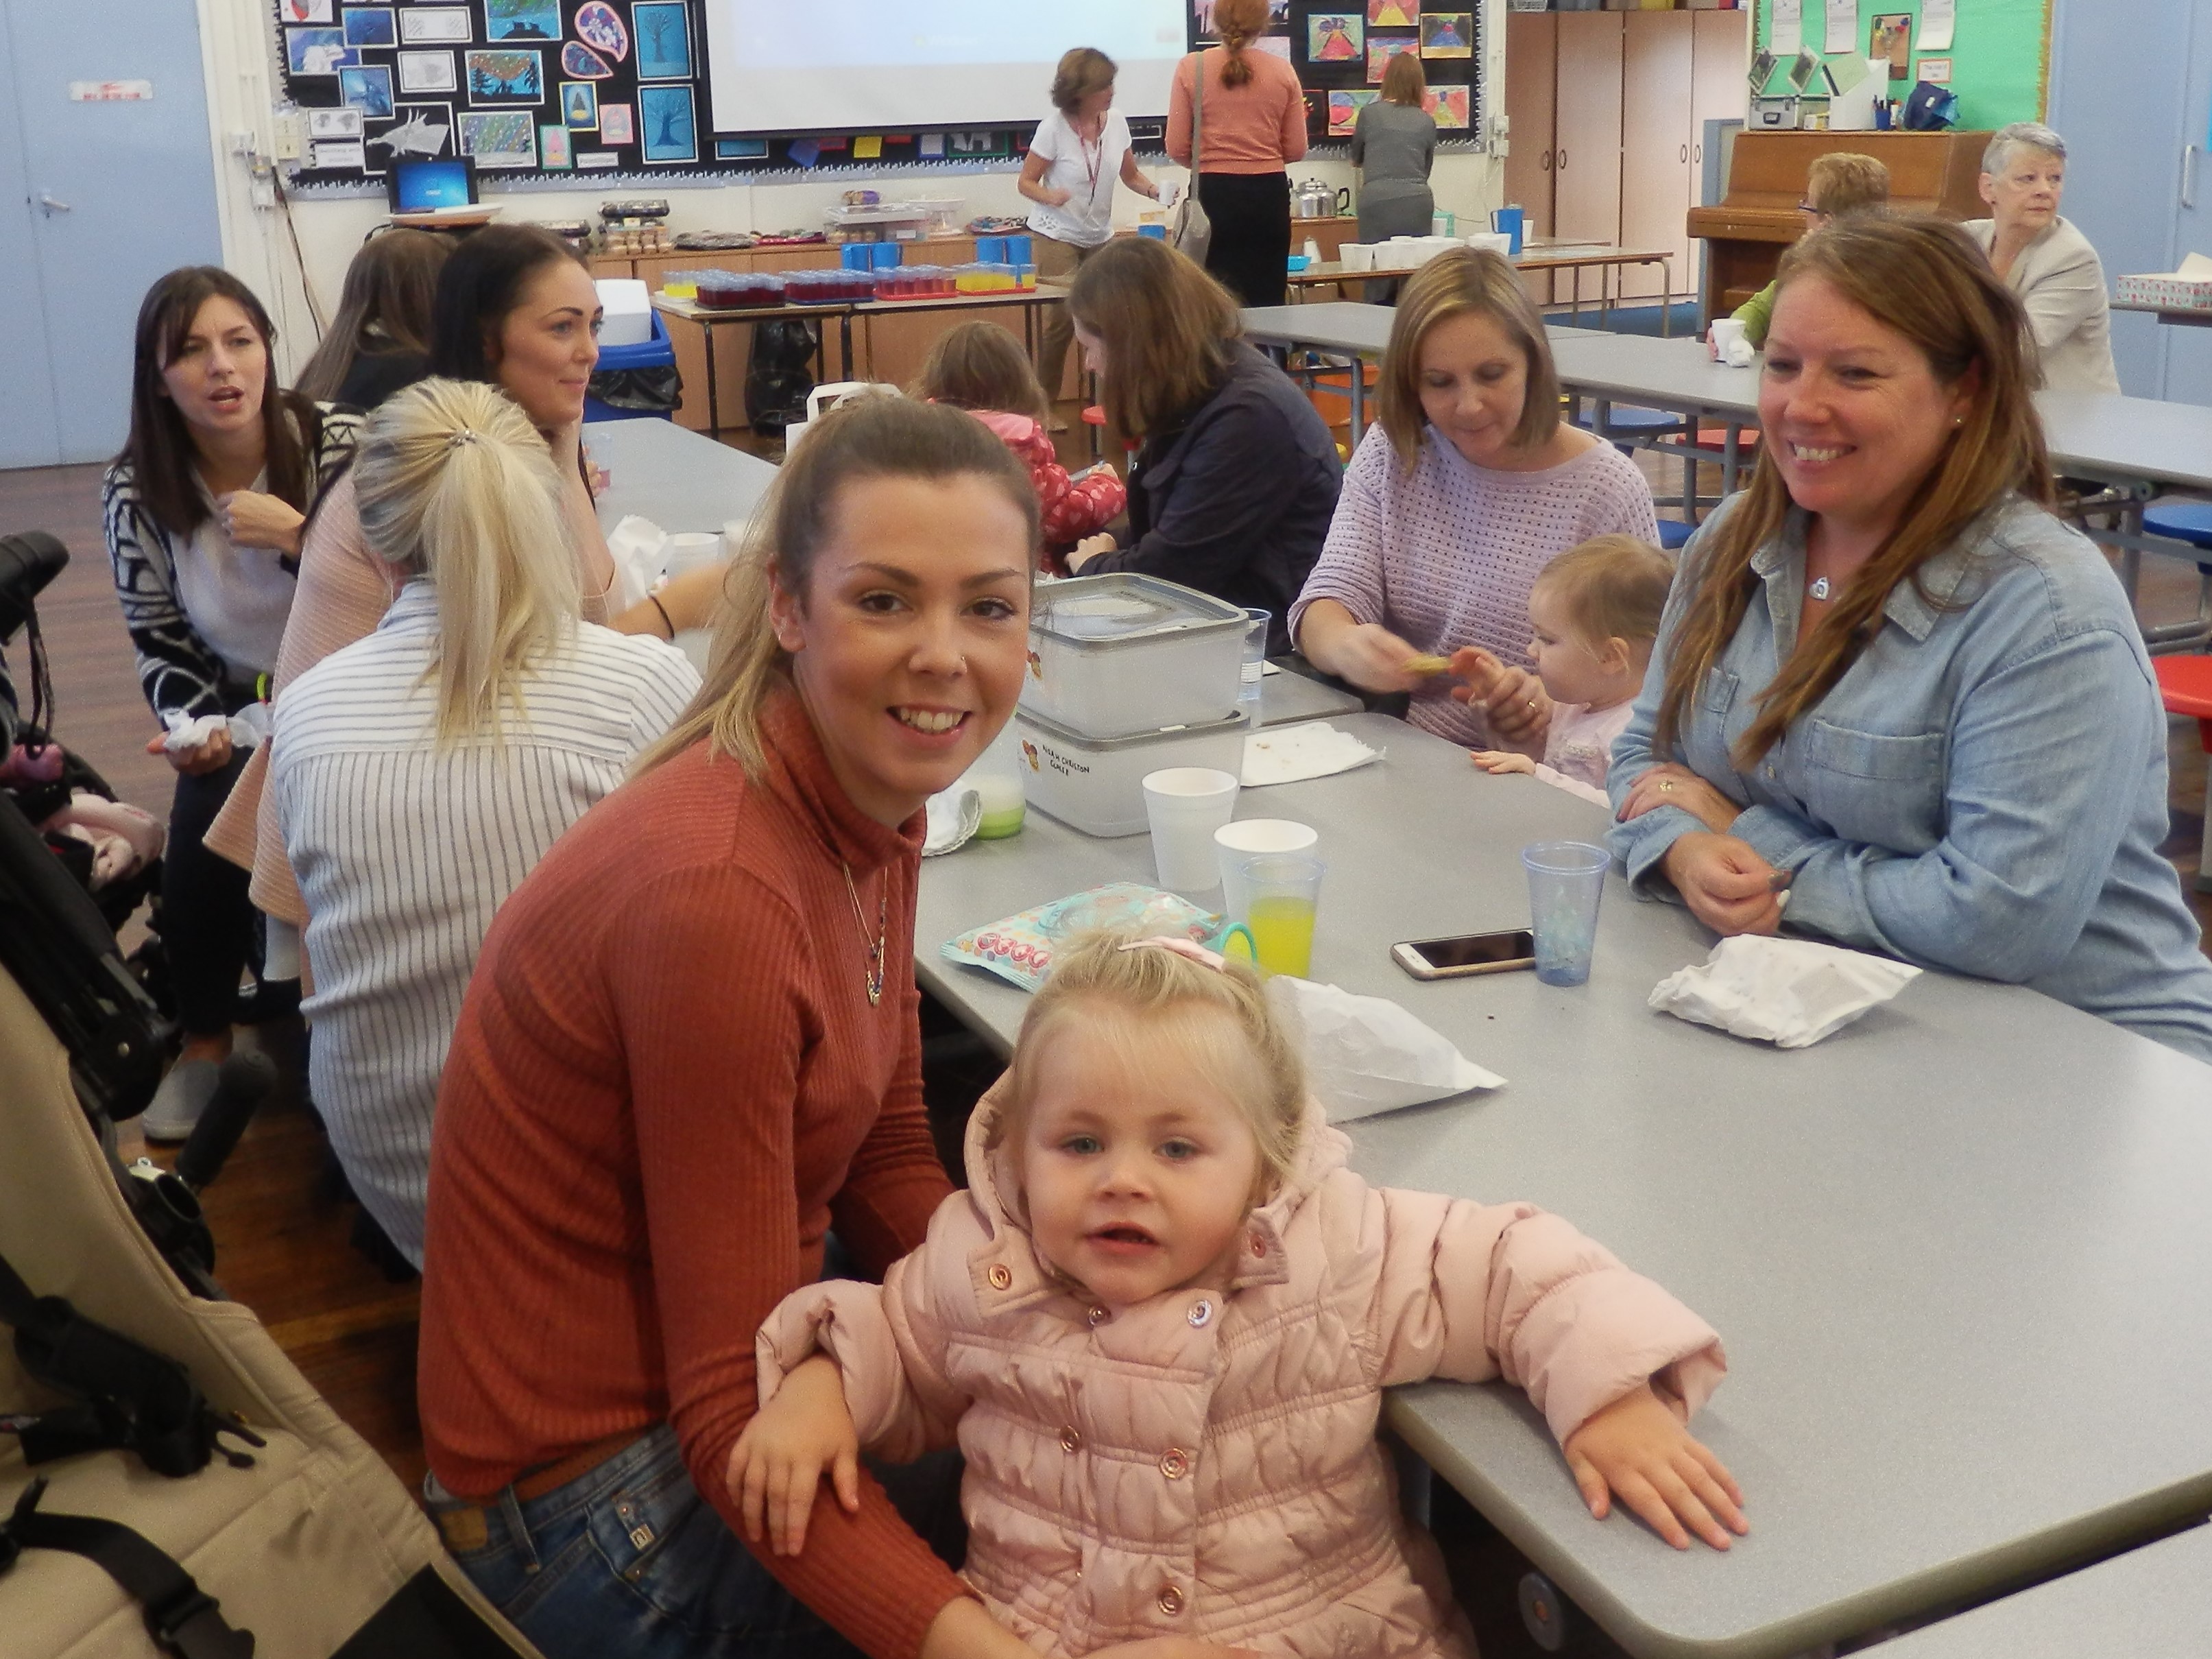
[
  {"left": 163, "top": 703, "right": 269, "bottom": 754},
  {"left": 1241, "top": 721, "right": 1382, "bottom": 788},
  {"left": 605, "top": 515, "right": 669, "bottom": 614},
  {"left": 1267, "top": 975, "right": 1504, "bottom": 1122},
  {"left": 923, "top": 787, "right": 981, "bottom": 857},
  {"left": 1723, "top": 335, "right": 1756, "bottom": 369},
  {"left": 1648, "top": 935, "right": 1921, "bottom": 1049}
]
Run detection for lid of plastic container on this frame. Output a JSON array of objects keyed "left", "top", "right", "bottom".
[
  {"left": 1015, "top": 702, "right": 1249, "bottom": 750},
  {"left": 1030, "top": 573, "right": 1246, "bottom": 648}
]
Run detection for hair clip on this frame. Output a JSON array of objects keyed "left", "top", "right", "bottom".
[
  {"left": 446, "top": 428, "right": 481, "bottom": 450},
  {"left": 1120, "top": 935, "right": 1229, "bottom": 972}
]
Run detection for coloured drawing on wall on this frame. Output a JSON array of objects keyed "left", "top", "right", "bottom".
[
  {"left": 466, "top": 48, "right": 544, "bottom": 101},
  {"left": 1307, "top": 14, "right": 1362, "bottom": 62},
  {"left": 597, "top": 102, "right": 634, "bottom": 143},
  {"left": 540, "top": 125, "right": 573, "bottom": 167},
  {"left": 1367, "top": 0, "right": 1413, "bottom": 23},
  {"left": 344, "top": 8, "right": 397, "bottom": 46},
  {"left": 1367, "top": 35, "right": 1415, "bottom": 83},
  {"left": 562, "top": 80, "right": 599, "bottom": 127},
  {"left": 575, "top": 1, "right": 630, "bottom": 60},
  {"left": 282, "top": 0, "right": 334, "bottom": 21},
  {"left": 485, "top": 0, "right": 560, "bottom": 38},
  {"left": 287, "top": 27, "right": 355, "bottom": 74},
  {"left": 340, "top": 64, "right": 395, "bottom": 116},
  {"left": 1870, "top": 13, "right": 1912, "bottom": 82},
  {"left": 1419, "top": 12, "right": 1471, "bottom": 58},
  {"left": 1423, "top": 84, "right": 1467, "bottom": 128},
  {"left": 638, "top": 83, "right": 695, "bottom": 162},
  {"left": 459, "top": 108, "right": 538, "bottom": 165},
  {"left": 562, "top": 41, "right": 614, "bottom": 77},
  {"left": 1327, "top": 88, "right": 1376, "bottom": 136},
  {"left": 633, "top": 2, "right": 693, "bottom": 78}
]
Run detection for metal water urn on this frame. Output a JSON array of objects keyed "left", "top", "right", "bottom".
[{"left": 1294, "top": 178, "right": 1336, "bottom": 218}]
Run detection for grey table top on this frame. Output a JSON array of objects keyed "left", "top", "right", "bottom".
[
  {"left": 1258, "top": 663, "right": 1364, "bottom": 728},
  {"left": 1871, "top": 1525, "right": 2212, "bottom": 1657},
  {"left": 1241, "top": 301, "right": 1397, "bottom": 357},
  {"left": 2034, "top": 391, "right": 2212, "bottom": 494},
  {"left": 584, "top": 417, "right": 780, "bottom": 537},
  {"left": 913, "top": 711, "right": 2212, "bottom": 1659}
]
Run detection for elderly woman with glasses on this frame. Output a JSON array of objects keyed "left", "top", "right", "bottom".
[
  {"left": 1732, "top": 152, "right": 1890, "bottom": 350},
  {"left": 1962, "top": 121, "right": 2120, "bottom": 394}
]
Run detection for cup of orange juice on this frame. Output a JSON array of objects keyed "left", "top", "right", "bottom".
[{"left": 1234, "top": 852, "right": 1324, "bottom": 978}]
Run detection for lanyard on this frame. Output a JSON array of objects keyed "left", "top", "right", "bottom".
[{"left": 1074, "top": 116, "right": 1105, "bottom": 202}]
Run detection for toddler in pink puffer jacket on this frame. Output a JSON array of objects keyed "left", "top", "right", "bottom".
[{"left": 733, "top": 931, "right": 1745, "bottom": 1658}]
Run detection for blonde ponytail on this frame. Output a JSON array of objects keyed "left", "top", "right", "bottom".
[{"left": 351, "top": 377, "right": 581, "bottom": 745}]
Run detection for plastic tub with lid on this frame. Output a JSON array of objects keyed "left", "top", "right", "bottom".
[
  {"left": 1014, "top": 707, "right": 1248, "bottom": 838},
  {"left": 1020, "top": 573, "right": 1247, "bottom": 740}
]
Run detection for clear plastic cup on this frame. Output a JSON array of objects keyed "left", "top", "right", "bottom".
[
  {"left": 1522, "top": 840, "right": 1611, "bottom": 987},
  {"left": 1235, "top": 852, "right": 1324, "bottom": 978},
  {"left": 1214, "top": 820, "right": 1318, "bottom": 923},
  {"left": 1238, "top": 608, "right": 1270, "bottom": 724},
  {"left": 1142, "top": 767, "right": 1240, "bottom": 895}
]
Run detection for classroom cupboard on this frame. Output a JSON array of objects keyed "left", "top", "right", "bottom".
[{"left": 1504, "top": 8, "right": 1747, "bottom": 303}]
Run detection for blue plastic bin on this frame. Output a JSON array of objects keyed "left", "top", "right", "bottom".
[{"left": 584, "top": 309, "right": 677, "bottom": 422}]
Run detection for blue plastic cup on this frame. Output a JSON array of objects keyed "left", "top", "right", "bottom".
[
  {"left": 1138, "top": 224, "right": 1168, "bottom": 240},
  {"left": 1491, "top": 204, "right": 1525, "bottom": 256},
  {"left": 1522, "top": 840, "right": 1609, "bottom": 986}
]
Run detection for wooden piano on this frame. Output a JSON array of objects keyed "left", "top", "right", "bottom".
[{"left": 1687, "top": 130, "right": 1992, "bottom": 318}]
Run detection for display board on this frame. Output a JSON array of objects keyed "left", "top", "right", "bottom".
[
  {"left": 1750, "top": 0, "right": 2047, "bottom": 132},
  {"left": 274, "top": 0, "right": 1478, "bottom": 186}
]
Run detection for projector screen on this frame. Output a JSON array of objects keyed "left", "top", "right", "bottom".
[{"left": 703, "top": 0, "right": 1189, "bottom": 135}]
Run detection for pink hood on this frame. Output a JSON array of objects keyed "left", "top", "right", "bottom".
[{"left": 758, "top": 1081, "right": 1725, "bottom": 1656}]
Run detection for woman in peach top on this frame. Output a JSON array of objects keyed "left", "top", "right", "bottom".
[{"left": 1168, "top": 0, "right": 1308, "bottom": 309}]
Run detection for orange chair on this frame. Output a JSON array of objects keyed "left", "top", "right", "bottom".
[{"left": 2152, "top": 654, "right": 2212, "bottom": 894}]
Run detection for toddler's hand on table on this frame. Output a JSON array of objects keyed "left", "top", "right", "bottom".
[
  {"left": 1563, "top": 1381, "right": 1746, "bottom": 1552},
  {"left": 1619, "top": 763, "right": 1739, "bottom": 835},
  {"left": 1470, "top": 750, "right": 1535, "bottom": 776},
  {"left": 726, "top": 1354, "right": 860, "bottom": 1556}
]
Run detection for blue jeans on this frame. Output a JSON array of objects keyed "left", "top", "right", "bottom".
[{"left": 428, "top": 1424, "right": 965, "bottom": 1659}]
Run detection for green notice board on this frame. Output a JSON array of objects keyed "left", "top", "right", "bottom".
[{"left": 1752, "top": 1, "right": 2049, "bottom": 132}]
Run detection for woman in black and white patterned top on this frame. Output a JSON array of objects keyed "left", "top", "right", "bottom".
[{"left": 103, "top": 266, "right": 359, "bottom": 1136}]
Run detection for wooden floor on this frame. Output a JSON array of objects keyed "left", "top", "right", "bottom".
[{"left": 4, "top": 436, "right": 2207, "bottom": 1514}]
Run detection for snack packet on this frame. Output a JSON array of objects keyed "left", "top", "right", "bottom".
[{"left": 943, "top": 883, "right": 1230, "bottom": 992}]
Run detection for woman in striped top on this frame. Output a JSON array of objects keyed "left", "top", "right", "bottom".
[{"left": 270, "top": 378, "right": 697, "bottom": 1267}]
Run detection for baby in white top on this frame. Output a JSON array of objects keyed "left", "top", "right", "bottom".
[{"left": 1467, "top": 534, "right": 1673, "bottom": 807}]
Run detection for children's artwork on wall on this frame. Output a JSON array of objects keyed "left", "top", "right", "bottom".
[
  {"left": 1307, "top": 14, "right": 1362, "bottom": 62},
  {"left": 371, "top": 103, "right": 455, "bottom": 158},
  {"left": 632, "top": 2, "right": 693, "bottom": 78},
  {"left": 575, "top": 1, "right": 630, "bottom": 61},
  {"left": 340, "top": 64, "right": 396, "bottom": 117},
  {"left": 398, "top": 51, "right": 458, "bottom": 93},
  {"left": 561, "top": 41, "right": 614, "bottom": 77},
  {"left": 1254, "top": 36, "right": 1290, "bottom": 58},
  {"left": 1367, "top": 0, "right": 1413, "bottom": 25},
  {"left": 1870, "top": 13, "right": 1912, "bottom": 81},
  {"left": 638, "top": 84, "right": 696, "bottom": 162},
  {"left": 540, "top": 125, "right": 573, "bottom": 167},
  {"left": 562, "top": 80, "right": 599, "bottom": 127},
  {"left": 459, "top": 108, "right": 538, "bottom": 165},
  {"left": 287, "top": 27, "right": 355, "bottom": 75},
  {"left": 307, "top": 106, "right": 364, "bottom": 138},
  {"left": 397, "top": 6, "right": 471, "bottom": 43},
  {"left": 597, "top": 102, "right": 634, "bottom": 143},
  {"left": 1327, "top": 88, "right": 1377, "bottom": 136},
  {"left": 1423, "top": 84, "right": 1468, "bottom": 128},
  {"left": 1419, "top": 12, "right": 1471, "bottom": 58},
  {"left": 343, "top": 8, "right": 396, "bottom": 46},
  {"left": 282, "top": 0, "right": 334, "bottom": 21},
  {"left": 717, "top": 136, "right": 769, "bottom": 158},
  {"left": 485, "top": 0, "right": 561, "bottom": 39},
  {"left": 1367, "top": 35, "right": 1416, "bottom": 83},
  {"left": 466, "top": 48, "right": 544, "bottom": 101}
]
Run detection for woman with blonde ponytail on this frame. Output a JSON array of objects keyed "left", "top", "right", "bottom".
[
  {"left": 416, "top": 397, "right": 1146, "bottom": 1659},
  {"left": 1168, "top": 0, "right": 1306, "bottom": 306},
  {"left": 268, "top": 378, "right": 698, "bottom": 1268},
  {"left": 1607, "top": 216, "right": 2212, "bottom": 1062}
]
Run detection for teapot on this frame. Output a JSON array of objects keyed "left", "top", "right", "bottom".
[{"left": 1295, "top": 178, "right": 1347, "bottom": 218}]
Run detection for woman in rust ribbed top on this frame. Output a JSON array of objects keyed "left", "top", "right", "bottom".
[{"left": 418, "top": 398, "right": 1070, "bottom": 1659}]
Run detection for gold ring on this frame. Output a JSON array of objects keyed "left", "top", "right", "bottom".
[
  {"left": 1661, "top": 781, "right": 1675, "bottom": 792},
  {"left": 1526, "top": 698, "right": 1537, "bottom": 711}
]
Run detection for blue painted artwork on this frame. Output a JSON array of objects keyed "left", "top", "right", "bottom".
[
  {"left": 562, "top": 81, "right": 598, "bottom": 128},
  {"left": 466, "top": 48, "right": 544, "bottom": 101},
  {"left": 638, "top": 83, "right": 696, "bottom": 163},
  {"left": 485, "top": 0, "right": 561, "bottom": 40},
  {"left": 286, "top": 27, "right": 357, "bottom": 73},
  {"left": 632, "top": 2, "right": 691, "bottom": 79},
  {"left": 339, "top": 64, "right": 395, "bottom": 118},
  {"left": 342, "top": 8, "right": 396, "bottom": 46}
]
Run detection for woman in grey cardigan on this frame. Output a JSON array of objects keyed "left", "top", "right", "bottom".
[
  {"left": 1352, "top": 51, "right": 1438, "bottom": 302},
  {"left": 1964, "top": 122, "right": 2121, "bottom": 394}
]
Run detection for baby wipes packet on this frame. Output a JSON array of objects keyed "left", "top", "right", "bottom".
[{"left": 943, "top": 883, "right": 1225, "bottom": 992}]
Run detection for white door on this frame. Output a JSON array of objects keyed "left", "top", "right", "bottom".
[
  {"left": 1618, "top": 12, "right": 1694, "bottom": 302},
  {"left": 0, "top": 0, "right": 225, "bottom": 468}
]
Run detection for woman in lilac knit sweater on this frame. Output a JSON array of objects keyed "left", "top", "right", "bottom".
[{"left": 1292, "top": 250, "right": 1658, "bottom": 750}]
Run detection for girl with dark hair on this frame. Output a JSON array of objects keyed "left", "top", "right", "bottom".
[
  {"left": 103, "top": 266, "right": 361, "bottom": 1136},
  {"left": 1063, "top": 237, "right": 1340, "bottom": 652},
  {"left": 1609, "top": 215, "right": 2212, "bottom": 1061},
  {"left": 292, "top": 227, "right": 452, "bottom": 409},
  {"left": 1167, "top": 0, "right": 1307, "bottom": 307},
  {"left": 206, "top": 224, "right": 720, "bottom": 951}
]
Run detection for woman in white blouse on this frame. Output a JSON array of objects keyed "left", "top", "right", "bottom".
[
  {"left": 1965, "top": 122, "right": 2121, "bottom": 394},
  {"left": 1019, "top": 47, "right": 1165, "bottom": 420},
  {"left": 272, "top": 378, "right": 698, "bottom": 1267}
]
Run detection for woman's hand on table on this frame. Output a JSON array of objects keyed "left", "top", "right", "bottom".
[
  {"left": 725, "top": 1354, "right": 860, "bottom": 1557},
  {"left": 147, "top": 726, "right": 232, "bottom": 778},
  {"left": 1661, "top": 832, "right": 1786, "bottom": 936},
  {"left": 1619, "top": 763, "right": 1740, "bottom": 835},
  {"left": 1563, "top": 1381, "right": 1747, "bottom": 1553},
  {"left": 1470, "top": 750, "right": 1536, "bottom": 777},
  {"left": 1068, "top": 534, "right": 1116, "bottom": 573},
  {"left": 1450, "top": 647, "right": 1550, "bottom": 747},
  {"left": 215, "top": 490, "right": 306, "bottom": 558}
]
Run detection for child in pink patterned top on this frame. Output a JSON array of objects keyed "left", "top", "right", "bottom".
[
  {"left": 1469, "top": 534, "right": 1672, "bottom": 806},
  {"left": 914, "top": 322, "right": 1125, "bottom": 563}
]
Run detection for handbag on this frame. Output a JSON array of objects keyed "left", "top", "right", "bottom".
[{"left": 1170, "top": 51, "right": 1213, "bottom": 263}]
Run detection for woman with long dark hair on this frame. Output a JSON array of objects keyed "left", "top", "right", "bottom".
[
  {"left": 292, "top": 227, "right": 451, "bottom": 409},
  {"left": 104, "top": 267, "right": 360, "bottom": 1136}
]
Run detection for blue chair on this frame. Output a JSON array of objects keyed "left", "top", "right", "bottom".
[
  {"left": 2145, "top": 501, "right": 2212, "bottom": 548},
  {"left": 1656, "top": 518, "right": 1694, "bottom": 552}
]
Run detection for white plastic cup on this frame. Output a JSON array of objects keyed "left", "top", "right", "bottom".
[
  {"left": 1214, "top": 818, "right": 1319, "bottom": 922},
  {"left": 1707, "top": 318, "right": 1748, "bottom": 362},
  {"left": 1142, "top": 768, "right": 1241, "bottom": 895},
  {"left": 1341, "top": 243, "right": 1375, "bottom": 272},
  {"left": 664, "top": 532, "right": 723, "bottom": 580}
]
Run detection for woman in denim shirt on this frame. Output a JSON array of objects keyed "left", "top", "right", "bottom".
[{"left": 1609, "top": 217, "right": 2212, "bottom": 1065}]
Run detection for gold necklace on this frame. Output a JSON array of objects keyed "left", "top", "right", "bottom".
[{"left": 841, "top": 862, "right": 887, "bottom": 1006}]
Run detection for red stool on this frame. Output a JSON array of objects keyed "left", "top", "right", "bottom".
[
  {"left": 1081, "top": 403, "right": 1107, "bottom": 466},
  {"left": 2152, "top": 654, "right": 2212, "bottom": 894}
]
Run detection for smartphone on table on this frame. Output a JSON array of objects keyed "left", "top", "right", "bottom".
[{"left": 1391, "top": 928, "right": 1537, "bottom": 981}]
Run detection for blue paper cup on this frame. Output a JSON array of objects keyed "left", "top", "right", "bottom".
[{"left": 1522, "top": 840, "right": 1609, "bottom": 986}]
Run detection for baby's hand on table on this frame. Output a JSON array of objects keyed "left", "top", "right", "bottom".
[
  {"left": 1470, "top": 750, "right": 1536, "bottom": 776},
  {"left": 1563, "top": 1381, "right": 1746, "bottom": 1552},
  {"left": 726, "top": 1354, "right": 861, "bottom": 1556}
]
